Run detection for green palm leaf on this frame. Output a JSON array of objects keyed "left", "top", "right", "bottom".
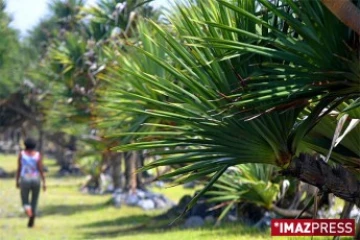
[{"left": 101, "top": 0, "right": 360, "bottom": 206}]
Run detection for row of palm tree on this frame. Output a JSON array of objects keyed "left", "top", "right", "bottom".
[
  {"left": 24, "top": 0, "right": 162, "bottom": 190},
  {"left": 1, "top": 0, "right": 160, "bottom": 189},
  {"left": 1, "top": 0, "right": 359, "bottom": 234}
]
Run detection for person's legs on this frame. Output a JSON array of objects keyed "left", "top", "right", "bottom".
[
  {"left": 30, "top": 179, "right": 41, "bottom": 214},
  {"left": 20, "top": 178, "right": 32, "bottom": 217},
  {"left": 28, "top": 178, "right": 41, "bottom": 228}
]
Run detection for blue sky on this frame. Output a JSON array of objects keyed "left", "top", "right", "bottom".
[{"left": 6, "top": 0, "right": 170, "bottom": 36}]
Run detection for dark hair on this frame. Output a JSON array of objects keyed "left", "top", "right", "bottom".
[{"left": 24, "top": 138, "right": 37, "bottom": 150}]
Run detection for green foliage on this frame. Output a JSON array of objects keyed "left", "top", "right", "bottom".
[
  {"left": 302, "top": 102, "right": 360, "bottom": 171},
  {"left": 27, "top": 17, "right": 58, "bottom": 56},
  {"left": 0, "top": 1, "right": 29, "bottom": 98},
  {"left": 2, "top": 0, "right": 359, "bottom": 227},
  {"left": 38, "top": 0, "right": 160, "bottom": 132},
  {"left": 207, "top": 164, "right": 279, "bottom": 222},
  {"left": 85, "top": 0, "right": 159, "bottom": 41},
  {"left": 49, "top": 0, "right": 85, "bottom": 31},
  {"left": 101, "top": 0, "right": 359, "bottom": 187},
  {"left": 20, "top": 0, "right": 163, "bottom": 175}
]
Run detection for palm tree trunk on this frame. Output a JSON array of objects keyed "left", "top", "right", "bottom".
[
  {"left": 125, "top": 151, "right": 137, "bottom": 192},
  {"left": 37, "top": 123, "right": 44, "bottom": 156},
  {"left": 340, "top": 201, "right": 354, "bottom": 219},
  {"left": 136, "top": 151, "right": 145, "bottom": 190},
  {"left": 110, "top": 152, "right": 122, "bottom": 190},
  {"left": 355, "top": 219, "right": 360, "bottom": 240},
  {"left": 124, "top": 151, "right": 145, "bottom": 191},
  {"left": 281, "top": 153, "right": 360, "bottom": 207},
  {"left": 130, "top": 152, "right": 137, "bottom": 192},
  {"left": 321, "top": 0, "right": 360, "bottom": 35}
]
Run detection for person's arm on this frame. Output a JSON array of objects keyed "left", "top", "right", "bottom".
[
  {"left": 16, "top": 153, "right": 21, "bottom": 189},
  {"left": 37, "top": 154, "right": 46, "bottom": 191}
]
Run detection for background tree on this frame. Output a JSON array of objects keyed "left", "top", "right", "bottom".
[
  {"left": 0, "top": 0, "right": 44, "bottom": 152},
  {"left": 28, "top": 0, "right": 162, "bottom": 191}
]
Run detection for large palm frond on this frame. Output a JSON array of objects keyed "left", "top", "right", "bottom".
[
  {"left": 207, "top": 164, "right": 279, "bottom": 222},
  {"left": 102, "top": 0, "right": 360, "bottom": 205}
]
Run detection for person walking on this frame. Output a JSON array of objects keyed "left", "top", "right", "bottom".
[{"left": 15, "top": 138, "right": 46, "bottom": 228}]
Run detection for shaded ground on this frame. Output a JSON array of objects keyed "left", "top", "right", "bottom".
[{"left": 0, "top": 154, "right": 350, "bottom": 240}]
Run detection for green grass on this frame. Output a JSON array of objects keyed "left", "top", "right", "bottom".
[{"left": 0, "top": 154, "right": 351, "bottom": 240}]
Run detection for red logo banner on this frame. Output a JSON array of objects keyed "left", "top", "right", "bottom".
[{"left": 271, "top": 219, "right": 355, "bottom": 236}]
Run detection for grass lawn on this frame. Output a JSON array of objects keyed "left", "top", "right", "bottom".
[{"left": 0, "top": 154, "right": 351, "bottom": 240}]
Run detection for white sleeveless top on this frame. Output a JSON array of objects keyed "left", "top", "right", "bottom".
[{"left": 20, "top": 151, "right": 40, "bottom": 178}]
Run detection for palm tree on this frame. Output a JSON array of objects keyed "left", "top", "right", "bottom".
[
  {"left": 0, "top": 0, "right": 27, "bottom": 98},
  {"left": 102, "top": 0, "right": 360, "bottom": 208},
  {"left": 86, "top": 0, "right": 160, "bottom": 41},
  {"left": 49, "top": 0, "right": 85, "bottom": 32},
  {"left": 41, "top": 0, "right": 162, "bottom": 190},
  {"left": 0, "top": 0, "right": 44, "bottom": 151}
]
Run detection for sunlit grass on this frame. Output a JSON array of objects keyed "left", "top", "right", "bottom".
[{"left": 0, "top": 154, "right": 352, "bottom": 240}]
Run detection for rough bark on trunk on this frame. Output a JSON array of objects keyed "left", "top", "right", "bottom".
[
  {"left": 124, "top": 151, "right": 144, "bottom": 191},
  {"left": 130, "top": 152, "right": 137, "bottom": 192},
  {"left": 136, "top": 151, "right": 145, "bottom": 190},
  {"left": 125, "top": 151, "right": 137, "bottom": 192},
  {"left": 281, "top": 153, "right": 360, "bottom": 207}
]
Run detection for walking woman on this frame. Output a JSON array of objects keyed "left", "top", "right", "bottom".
[{"left": 15, "top": 138, "right": 46, "bottom": 228}]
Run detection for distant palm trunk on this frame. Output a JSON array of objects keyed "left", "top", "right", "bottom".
[
  {"left": 125, "top": 151, "right": 144, "bottom": 192},
  {"left": 109, "top": 152, "right": 122, "bottom": 190},
  {"left": 37, "top": 123, "right": 44, "bottom": 156}
]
